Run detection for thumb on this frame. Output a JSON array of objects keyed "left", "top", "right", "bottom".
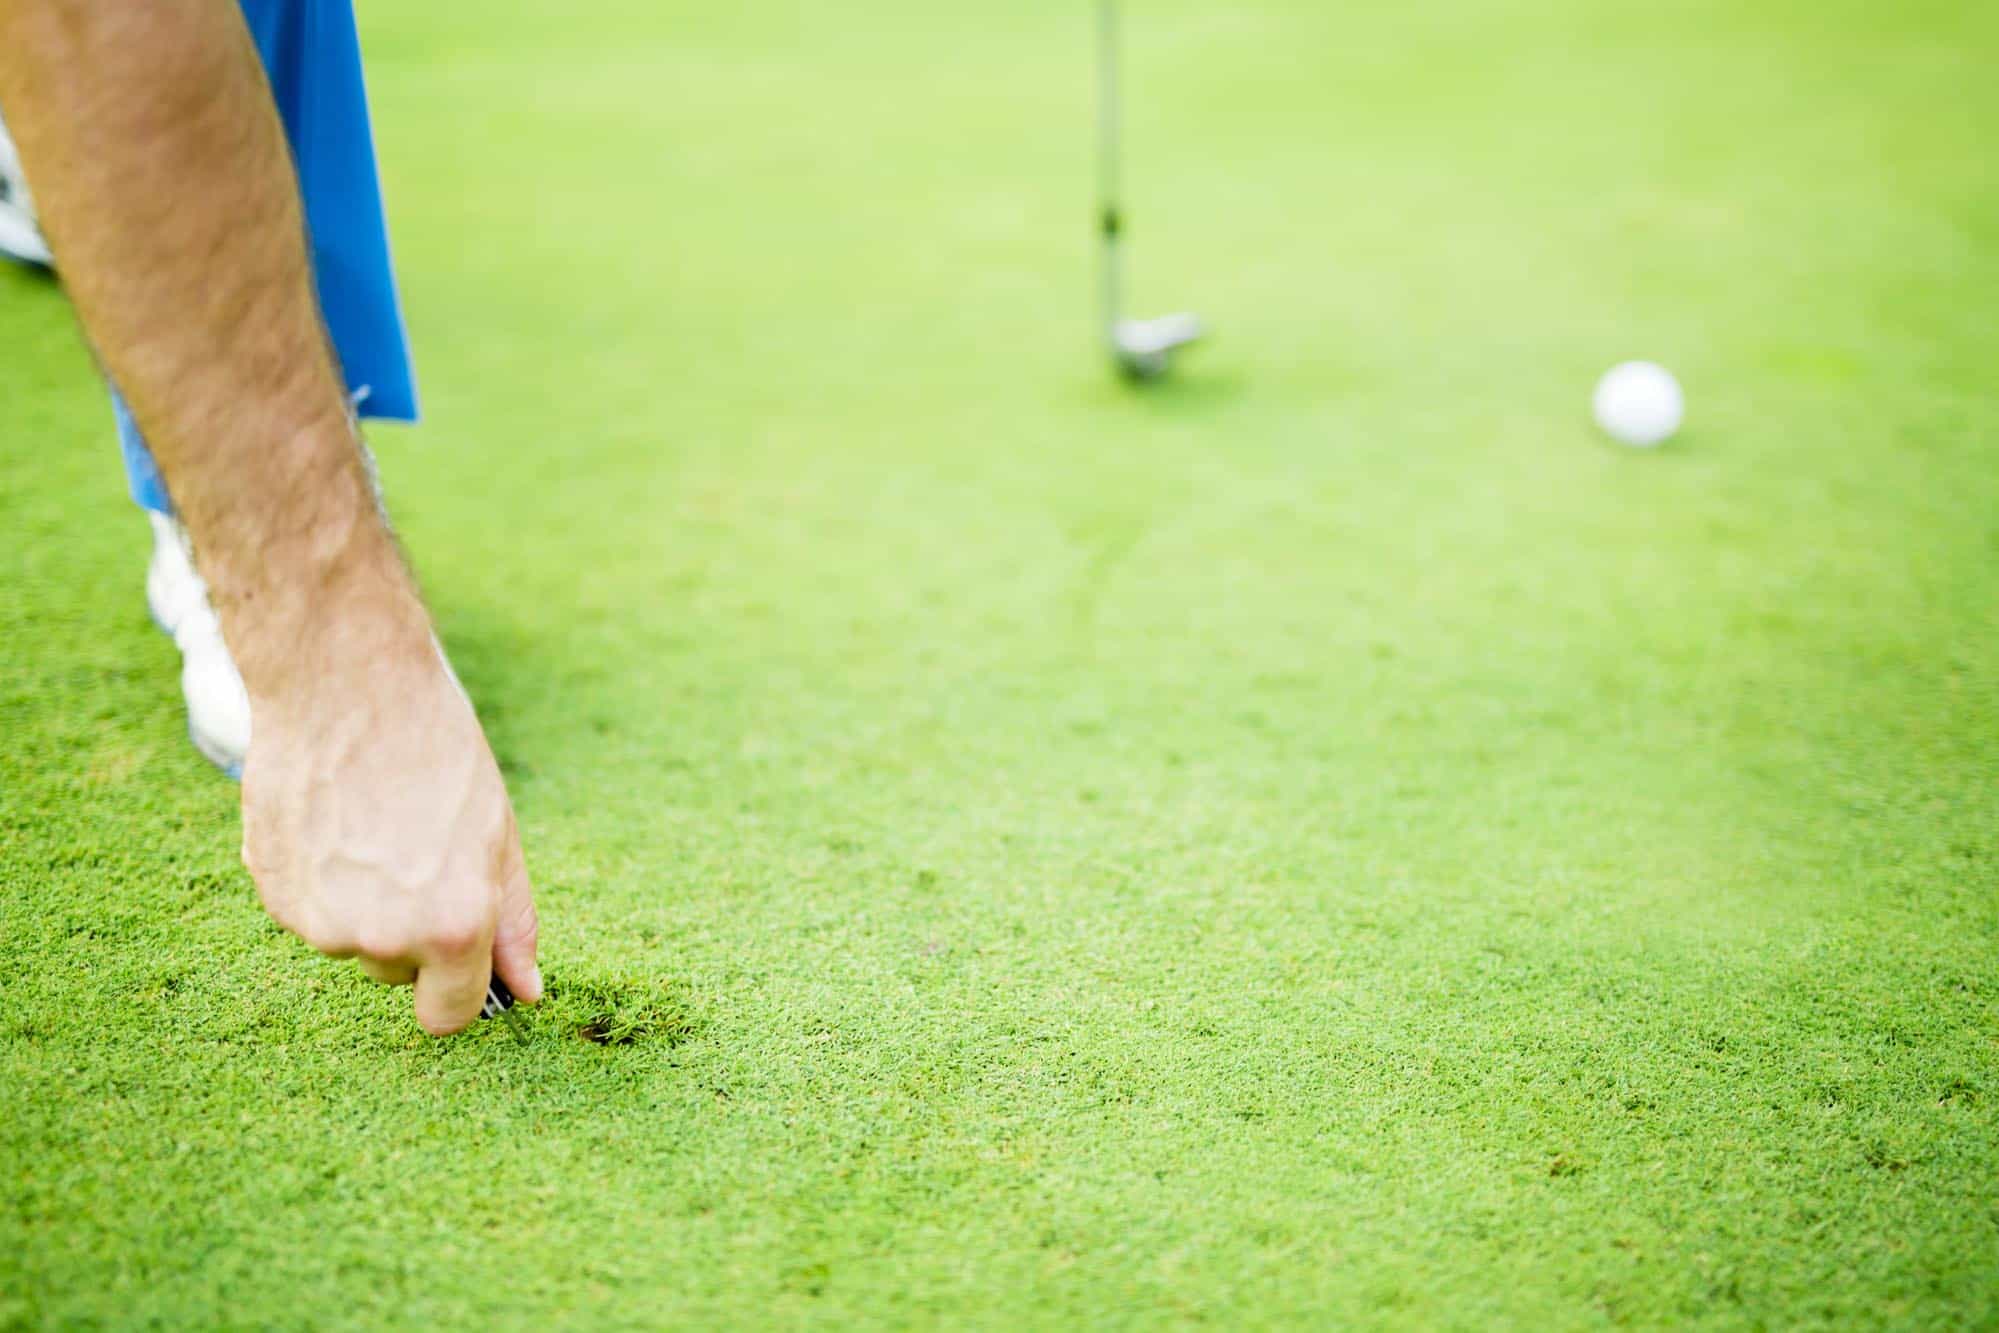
[{"left": 491, "top": 846, "right": 541, "bottom": 1004}]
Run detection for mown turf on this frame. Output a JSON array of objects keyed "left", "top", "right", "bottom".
[{"left": 3, "top": 0, "right": 1997, "bottom": 1326}]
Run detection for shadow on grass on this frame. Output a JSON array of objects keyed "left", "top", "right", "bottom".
[
  {"left": 545, "top": 971, "right": 700, "bottom": 1048},
  {"left": 1078, "top": 365, "right": 1251, "bottom": 420},
  {"left": 0, "top": 255, "right": 60, "bottom": 290},
  {"left": 429, "top": 599, "right": 593, "bottom": 789},
  {"left": 453, "top": 970, "right": 700, "bottom": 1059}
]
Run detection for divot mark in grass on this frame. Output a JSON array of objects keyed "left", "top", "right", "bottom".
[{"left": 542, "top": 973, "right": 699, "bottom": 1048}]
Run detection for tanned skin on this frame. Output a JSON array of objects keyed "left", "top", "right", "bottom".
[{"left": 0, "top": 0, "right": 540, "bottom": 1033}]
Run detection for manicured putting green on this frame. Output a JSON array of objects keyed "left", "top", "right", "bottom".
[{"left": 3, "top": 0, "right": 1995, "bottom": 1324}]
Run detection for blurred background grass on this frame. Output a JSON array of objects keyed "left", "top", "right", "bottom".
[{"left": 3, "top": 0, "right": 1996, "bottom": 1324}]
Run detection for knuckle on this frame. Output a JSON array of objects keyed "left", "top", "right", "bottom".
[
  {"left": 425, "top": 917, "right": 485, "bottom": 959},
  {"left": 305, "top": 928, "right": 357, "bottom": 958},
  {"left": 301, "top": 916, "right": 356, "bottom": 958},
  {"left": 252, "top": 879, "right": 311, "bottom": 941},
  {"left": 287, "top": 899, "right": 357, "bottom": 957},
  {"left": 353, "top": 927, "right": 407, "bottom": 961}
]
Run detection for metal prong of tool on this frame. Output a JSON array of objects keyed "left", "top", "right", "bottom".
[{"left": 482, "top": 975, "right": 533, "bottom": 1045}]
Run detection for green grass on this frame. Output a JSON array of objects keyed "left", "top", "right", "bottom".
[{"left": 4, "top": 0, "right": 1997, "bottom": 1325}]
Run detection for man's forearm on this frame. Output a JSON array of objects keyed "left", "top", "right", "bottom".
[
  {"left": 2, "top": 0, "right": 541, "bottom": 1033},
  {"left": 0, "top": 0, "right": 427, "bottom": 691}
]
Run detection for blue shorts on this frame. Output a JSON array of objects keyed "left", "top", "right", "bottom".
[{"left": 117, "top": 0, "right": 416, "bottom": 514}]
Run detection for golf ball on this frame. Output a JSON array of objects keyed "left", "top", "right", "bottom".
[{"left": 1592, "top": 361, "right": 1683, "bottom": 447}]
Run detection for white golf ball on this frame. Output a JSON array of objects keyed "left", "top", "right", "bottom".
[{"left": 1592, "top": 361, "right": 1683, "bottom": 447}]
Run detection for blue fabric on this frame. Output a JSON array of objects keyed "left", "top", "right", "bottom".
[{"left": 118, "top": 0, "right": 416, "bottom": 514}]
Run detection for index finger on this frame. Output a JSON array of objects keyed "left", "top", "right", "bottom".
[{"left": 490, "top": 832, "right": 540, "bottom": 1004}]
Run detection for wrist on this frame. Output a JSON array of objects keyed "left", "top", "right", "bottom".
[{"left": 190, "top": 423, "right": 436, "bottom": 701}]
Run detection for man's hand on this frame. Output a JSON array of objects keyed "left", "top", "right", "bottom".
[
  {"left": 242, "top": 641, "right": 540, "bottom": 1034},
  {"left": 0, "top": 0, "right": 541, "bottom": 1031},
  {"left": 215, "top": 466, "right": 542, "bottom": 1033}
]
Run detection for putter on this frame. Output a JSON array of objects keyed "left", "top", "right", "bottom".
[
  {"left": 1098, "top": 0, "right": 1201, "bottom": 380},
  {"left": 483, "top": 975, "right": 532, "bottom": 1045}
]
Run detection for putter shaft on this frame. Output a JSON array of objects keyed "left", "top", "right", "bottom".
[{"left": 1097, "top": 0, "right": 1201, "bottom": 378}]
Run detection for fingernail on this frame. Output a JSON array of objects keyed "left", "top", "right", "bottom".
[{"left": 528, "top": 964, "right": 543, "bottom": 1000}]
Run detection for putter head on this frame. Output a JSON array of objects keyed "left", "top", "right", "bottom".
[{"left": 1112, "top": 312, "right": 1203, "bottom": 380}]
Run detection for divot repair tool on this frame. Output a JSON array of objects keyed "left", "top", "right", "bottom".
[{"left": 482, "top": 975, "right": 532, "bottom": 1045}]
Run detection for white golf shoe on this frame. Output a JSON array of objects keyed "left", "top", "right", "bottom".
[
  {"left": 0, "top": 109, "right": 53, "bottom": 268},
  {"left": 146, "top": 511, "right": 251, "bottom": 777}
]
